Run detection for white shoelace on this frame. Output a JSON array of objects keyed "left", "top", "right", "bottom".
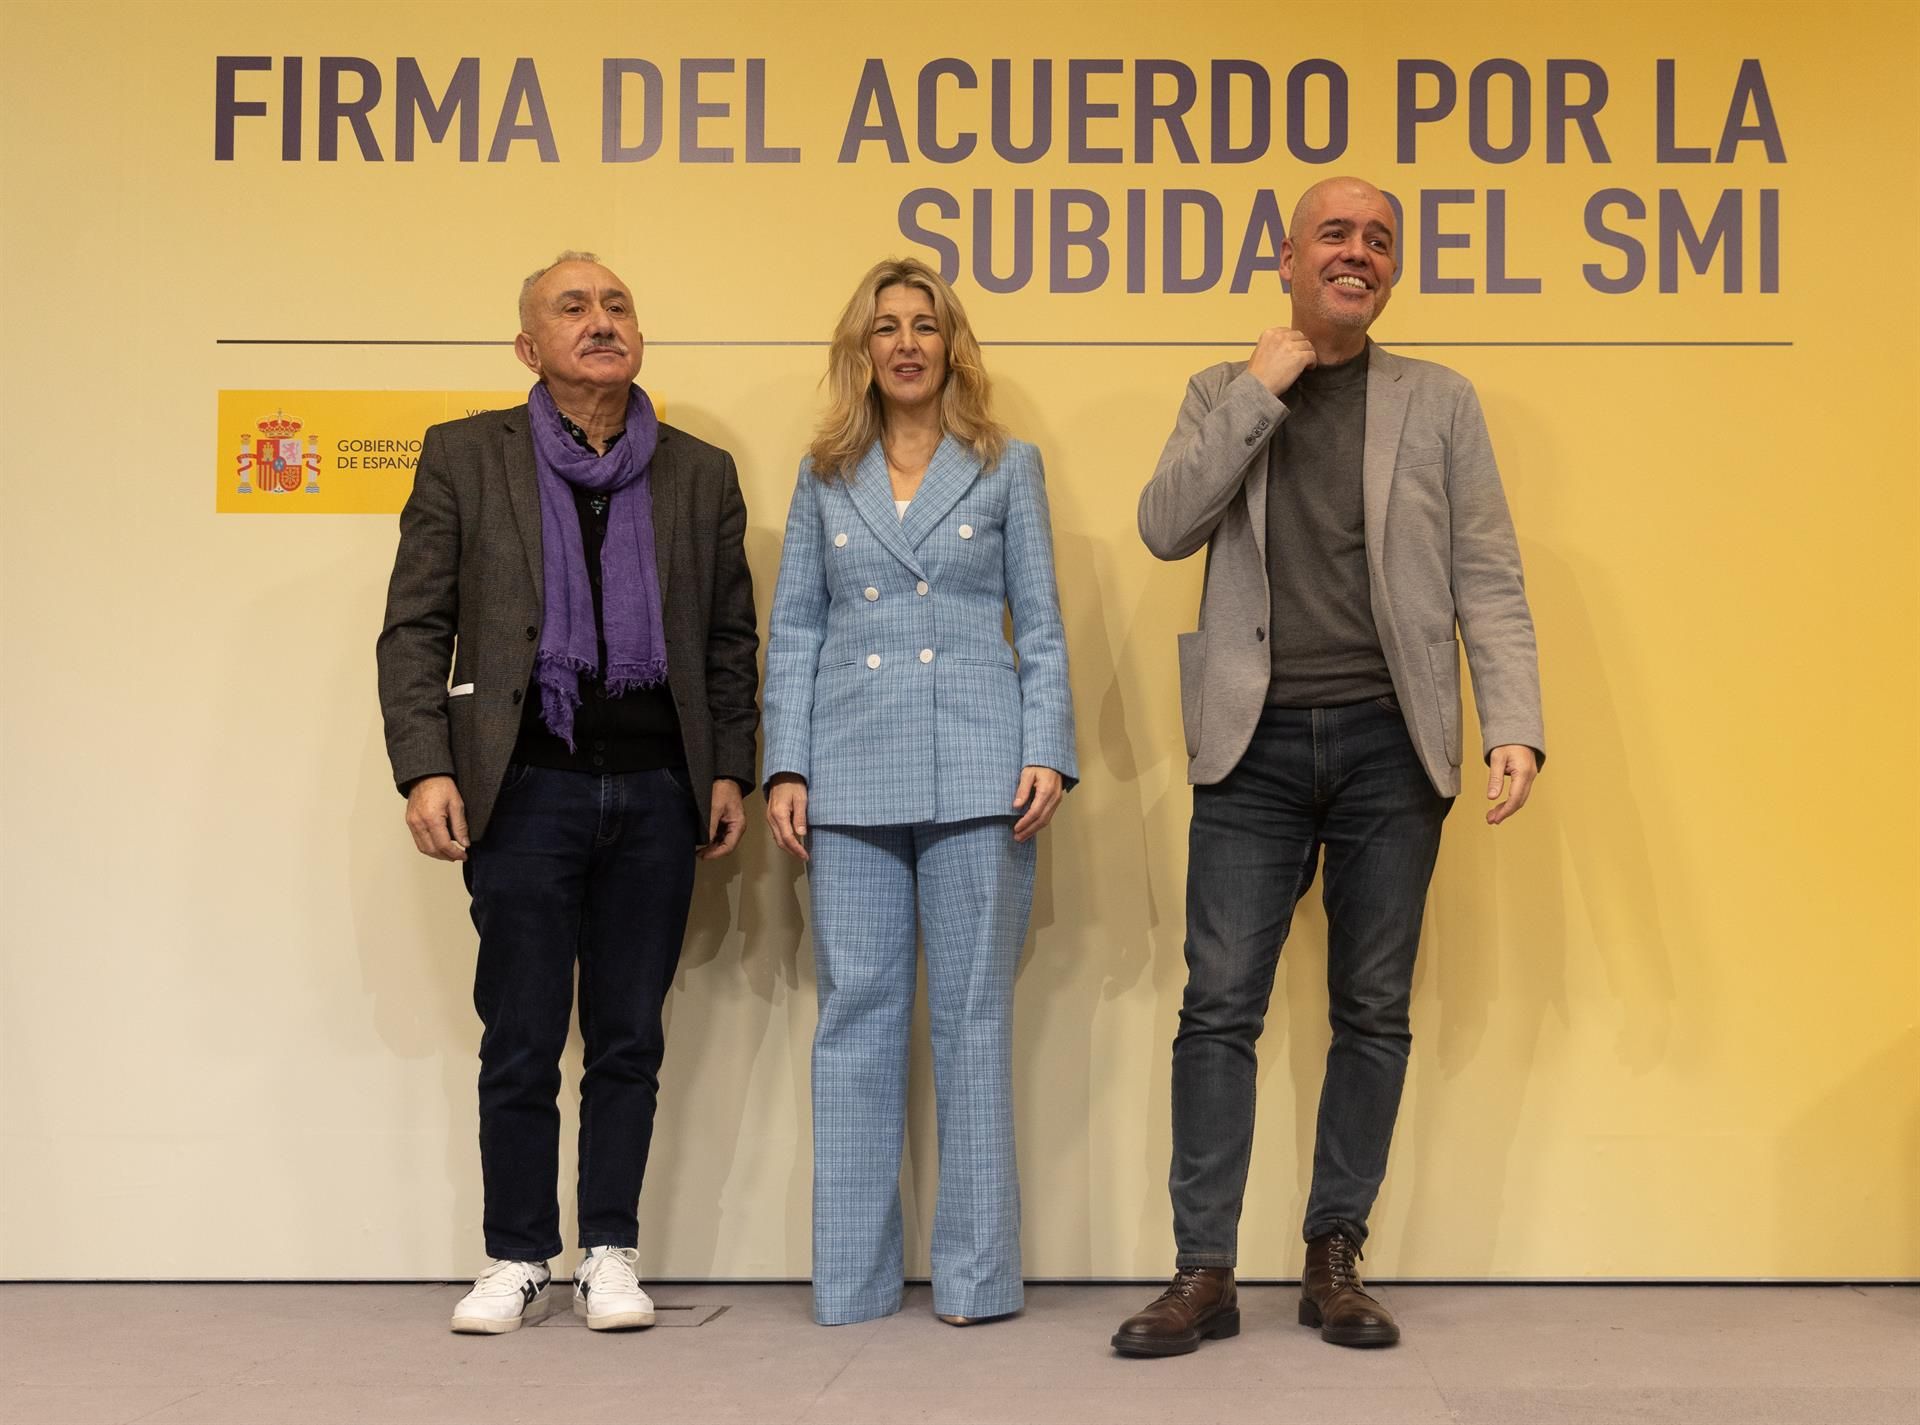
[
  {"left": 579, "top": 1247, "right": 641, "bottom": 1294},
  {"left": 469, "top": 1259, "right": 547, "bottom": 1298}
]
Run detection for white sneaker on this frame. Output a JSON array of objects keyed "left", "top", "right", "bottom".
[
  {"left": 450, "top": 1259, "right": 553, "bottom": 1334},
  {"left": 572, "top": 1246, "right": 656, "bottom": 1330}
]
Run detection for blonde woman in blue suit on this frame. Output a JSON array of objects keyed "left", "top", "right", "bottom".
[{"left": 763, "top": 257, "right": 1076, "bottom": 1328}]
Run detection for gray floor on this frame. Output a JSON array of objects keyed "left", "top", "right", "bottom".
[{"left": 3, "top": 1283, "right": 1915, "bottom": 1424}]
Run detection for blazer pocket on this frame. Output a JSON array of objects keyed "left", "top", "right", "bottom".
[
  {"left": 1397, "top": 443, "right": 1444, "bottom": 470},
  {"left": 1425, "top": 639, "right": 1463, "bottom": 767},
  {"left": 1177, "top": 629, "right": 1207, "bottom": 759},
  {"left": 444, "top": 685, "right": 478, "bottom": 781},
  {"left": 951, "top": 644, "right": 1017, "bottom": 668}
]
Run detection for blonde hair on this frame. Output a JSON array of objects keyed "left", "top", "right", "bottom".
[{"left": 808, "top": 257, "right": 1006, "bottom": 481}]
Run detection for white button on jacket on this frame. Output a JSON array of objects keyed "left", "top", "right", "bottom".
[{"left": 866, "top": 653, "right": 882, "bottom": 669}]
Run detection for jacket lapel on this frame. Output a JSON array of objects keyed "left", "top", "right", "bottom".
[
  {"left": 648, "top": 426, "right": 678, "bottom": 606},
  {"left": 899, "top": 435, "right": 981, "bottom": 552},
  {"left": 501, "top": 407, "right": 544, "bottom": 596},
  {"left": 1361, "top": 345, "right": 1410, "bottom": 570},
  {"left": 845, "top": 442, "right": 925, "bottom": 578}
]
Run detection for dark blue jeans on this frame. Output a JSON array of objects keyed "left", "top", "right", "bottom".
[
  {"left": 463, "top": 764, "right": 699, "bottom": 1262},
  {"left": 1171, "top": 699, "right": 1452, "bottom": 1266}
]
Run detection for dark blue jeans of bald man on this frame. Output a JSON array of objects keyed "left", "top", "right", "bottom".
[{"left": 1170, "top": 698, "right": 1452, "bottom": 1263}]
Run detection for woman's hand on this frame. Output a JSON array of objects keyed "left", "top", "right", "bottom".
[
  {"left": 1011, "top": 766, "right": 1065, "bottom": 842},
  {"left": 765, "top": 773, "right": 811, "bottom": 861}
]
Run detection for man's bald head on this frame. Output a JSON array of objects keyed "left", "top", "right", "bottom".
[{"left": 1288, "top": 177, "right": 1396, "bottom": 249}]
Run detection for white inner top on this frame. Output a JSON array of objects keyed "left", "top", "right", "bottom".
[{"left": 895, "top": 499, "right": 910, "bottom": 520}]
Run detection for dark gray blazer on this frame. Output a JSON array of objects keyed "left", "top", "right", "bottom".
[{"left": 376, "top": 404, "right": 759, "bottom": 845}]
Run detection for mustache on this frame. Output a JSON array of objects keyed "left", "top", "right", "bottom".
[{"left": 578, "top": 337, "right": 628, "bottom": 353}]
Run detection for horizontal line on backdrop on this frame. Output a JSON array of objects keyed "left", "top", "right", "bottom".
[{"left": 215, "top": 338, "right": 1794, "bottom": 349}]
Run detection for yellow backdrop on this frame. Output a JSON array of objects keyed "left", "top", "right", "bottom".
[{"left": 1, "top": 0, "right": 1913, "bottom": 1280}]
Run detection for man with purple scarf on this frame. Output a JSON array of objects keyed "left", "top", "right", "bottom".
[{"left": 377, "top": 251, "right": 759, "bottom": 1335}]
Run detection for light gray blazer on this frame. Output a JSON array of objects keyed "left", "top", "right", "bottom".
[{"left": 1139, "top": 347, "right": 1544, "bottom": 798}]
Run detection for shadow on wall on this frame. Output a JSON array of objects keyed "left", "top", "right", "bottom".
[
  {"left": 641, "top": 399, "right": 817, "bottom": 1278},
  {"left": 1781, "top": 1028, "right": 1919, "bottom": 1278},
  {"left": 201, "top": 540, "right": 492, "bottom": 1276},
  {"left": 1011, "top": 525, "right": 1160, "bottom": 1275},
  {"left": 346, "top": 615, "right": 487, "bottom": 1273},
  {"left": 1389, "top": 397, "right": 1685, "bottom": 1275},
  {"left": 1004, "top": 389, "right": 1164, "bottom": 1277},
  {"left": 646, "top": 510, "right": 815, "bottom": 1278}
]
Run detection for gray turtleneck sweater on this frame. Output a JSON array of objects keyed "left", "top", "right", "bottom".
[{"left": 1264, "top": 342, "right": 1395, "bottom": 707}]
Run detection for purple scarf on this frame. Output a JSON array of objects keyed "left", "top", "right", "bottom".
[{"left": 527, "top": 381, "right": 668, "bottom": 749}]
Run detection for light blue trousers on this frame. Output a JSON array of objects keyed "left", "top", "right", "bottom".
[{"left": 808, "top": 818, "right": 1036, "bottom": 1326}]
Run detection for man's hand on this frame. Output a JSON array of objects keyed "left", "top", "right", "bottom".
[
  {"left": 1011, "top": 766, "right": 1065, "bottom": 843},
  {"left": 764, "top": 773, "right": 810, "bottom": 862},
  {"left": 701, "top": 779, "right": 747, "bottom": 860},
  {"left": 1247, "top": 326, "right": 1318, "bottom": 396},
  {"left": 1485, "top": 745, "right": 1539, "bottom": 826},
  {"left": 405, "top": 775, "right": 469, "bottom": 861}
]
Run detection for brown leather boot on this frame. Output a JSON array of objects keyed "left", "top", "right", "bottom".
[
  {"left": 1300, "top": 1232, "right": 1399, "bottom": 1347},
  {"left": 1110, "top": 1267, "right": 1240, "bottom": 1357}
]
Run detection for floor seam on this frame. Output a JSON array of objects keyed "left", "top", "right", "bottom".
[
  {"left": 796, "top": 1308, "right": 892, "bottom": 1420},
  {"left": 1389, "top": 1283, "right": 1458, "bottom": 1421},
  {"left": 121, "top": 1386, "right": 207, "bottom": 1425}
]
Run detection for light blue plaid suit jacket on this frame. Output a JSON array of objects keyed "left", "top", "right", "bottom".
[{"left": 763, "top": 436, "right": 1076, "bottom": 826}]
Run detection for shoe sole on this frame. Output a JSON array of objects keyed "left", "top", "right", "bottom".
[
  {"left": 573, "top": 1295, "right": 656, "bottom": 1331},
  {"left": 937, "top": 1311, "right": 1018, "bottom": 1327},
  {"left": 1111, "top": 1308, "right": 1240, "bottom": 1357},
  {"left": 1297, "top": 1296, "right": 1399, "bottom": 1348},
  {"left": 452, "top": 1289, "right": 553, "bottom": 1334}
]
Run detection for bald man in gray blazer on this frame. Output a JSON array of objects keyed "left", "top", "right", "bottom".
[{"left": 1114, "top": 179, "right": 1544, "bottom": 1358}]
